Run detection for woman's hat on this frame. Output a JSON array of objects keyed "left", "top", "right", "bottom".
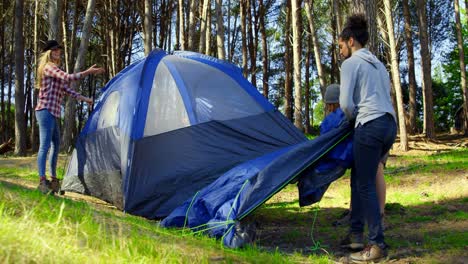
[{"left": 42, "top": 40, "right": 63, "bottom": 52}]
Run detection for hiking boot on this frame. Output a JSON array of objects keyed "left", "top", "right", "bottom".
[
  {"left": 350, "top": 244, "right": 387, "bottom": 263},
  {"left": 37, "top": 180, "right": 52, "bottom": 194},
  {"left": 340, "top": 233, "right": 364, "bottom": 251},
  {"left": 333, "top": 210, "right": 351, "bottom": 226},
  {"left": 49, "top": 178, "right": 61, "bottom": 193}
]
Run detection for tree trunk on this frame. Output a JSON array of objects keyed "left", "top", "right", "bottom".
[
  {"left": 14, "top": 0, "right": 27, "bottom": 155},
  {"left": 199, "top": 0, "right": 210, "bottom": 53},
  {"left": 259, "top": 0, "right": 268, "bottom": 98},
  {"left": 284, "top": 0, "right": 293, "bottom": 121},
  {"left": 415, "top": 0, "right": 435, "bottom": 139},
  {"left": 304, "top": 34, "right": 312, "bottom": 134},
  {"left": 178, "top": 0, "right": 186, "bottom": 50},
  {"left": 215, "top": 0, "right": 225, "bottom": 59},
  {"left": 305, "top": 0, "right": 326, "bottom": 99},
  {"left": 188, "top": 0, "right": 198, "bottom": 50},
  {"left": 402, "top": 0, "right": 417, "bottom": 135},
  {"left": 247, "top": 0, "right": 256, "bottom": 87},
  {"left": 205, "top": 2, "right": 211, "bottom": 55},
  {"left": 48, "top": 0, "right": 63, "bottom": 40},
  {"left": 454, "top": 0, "right": 468, "bottom": 134},
  {"left": 384, "top": 0, "right": 408, "bottom": 151},
  {"left": 1, "top": 1, "right": 6, "bottom": 142},
  {"left": 240, "top": 0, "right": 248, "bottom": 77},
  {"left": 62, "top": 0, "right": 96, "bottom": 151},
  {"left": 143, "top": 0, "right": 152, "bottom": 55},
  {"left": 291, "top": 0, "right": 303, "bottom": 131},
  {"left": 350, "top": 0, "right": 378, "bottom": 55}
]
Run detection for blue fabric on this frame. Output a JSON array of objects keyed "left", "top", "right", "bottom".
[
  {"left": 316, "top": 108, "right": 353, "bottom": 171},
  {"left": 297, "top": 109, "right": 353, "bottom": 207},
  {"left": 350, "top": 113, "right": 396, "bottom": 247},
  {"left": 132, "top": 50, "right": 167, "bottom": 139},
  {"left": 36, "top": 109, "right": 60, "bottom": 178},
  {"left": 161, "top": 122, "right": 352, "bottom": 247}
]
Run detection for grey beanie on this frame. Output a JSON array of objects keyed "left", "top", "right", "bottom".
[{"left": 324, "top": 84, "right": 340, "bottom": 104}]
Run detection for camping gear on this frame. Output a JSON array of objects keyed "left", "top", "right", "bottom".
[{"left": 62, "top": 49, "right": 352, "bottom": 247}]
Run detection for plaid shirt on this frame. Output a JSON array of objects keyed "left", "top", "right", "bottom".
[{"left": 35, "top": 63, "right": 82, "bottom": 117}]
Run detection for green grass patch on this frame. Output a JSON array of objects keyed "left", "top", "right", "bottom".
[{"left": 0, "top": 181, "right": 314, "bottom": 263}]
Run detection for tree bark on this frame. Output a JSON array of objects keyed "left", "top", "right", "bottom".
[
  {"left": 48, "top": 0, "right": 63, "bottom": 40},
  {"left": 240, "top": 0, "right": 248, "bottom": 77},
  {"left": 143, "top": 0, "right": 153, "bottom": 55},
  {"left": 199, "top": 0, "right": 210, "bottom": 53},
  {"left": 304, "top": 34, "right": 312, "bottom": 134},
  {"left": 178, "top": 0, "right": 186, "bottom": 50},
  {"left": 1, "top": 1, "right": 6, "bottom": 142},
  {"left": 62, "top": 0, "right": 96, "bottom": 151},
  {"left": 415, "top": 0, "right": 435, "bottom": 139},
  {"left": 188, "top": 0, "right": 198, "bottom": 50},
  {"left": 215, "top": 0, "right": 225, "bottom": 59},
  {"left": 384, "top": 0, "right": 408, "bottom": 151},
  {"left": 291, "top": 0, "right": 303, "bottom": 131},
  {"left": 14, "top": 0, "right": 27, "bottom": 155},
  {"left": 305, "top": 0, "right": 326, "bottom": 99},
  {"left": 284, "top": 0, "right": 293, "bottom": 121},
  {"left": 454, "top": 0, "right": 468, "bottom": 134},
  {"left": 259, "top": 0, "right": 268, "bottom": 98},
  {"left": 247, "top": 0, "right": 256, "bottom": 87},
  {"left": 402, "top": 0, "right": 417, "bottom": 134}
]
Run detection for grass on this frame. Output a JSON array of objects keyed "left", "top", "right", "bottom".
[{"left": 0, "top": 149, "right": 467, "bottom": 263}]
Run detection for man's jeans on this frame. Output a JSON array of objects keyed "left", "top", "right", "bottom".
[
  {"left": 36, "top": 109, "right": 60, "bottom": 178},
  {"left": 350, "top": 113, "right": 396, "bottom": 248}
]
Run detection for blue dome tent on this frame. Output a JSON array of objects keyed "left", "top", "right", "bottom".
[{"left": 62, "top": 50, "right": 352, "bottom": 247}]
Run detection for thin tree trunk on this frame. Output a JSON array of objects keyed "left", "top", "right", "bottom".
[
  {"left": 415, "top": 0, "right": 435, "bottom": 139},
  {"left": 48, "top": 0, "right": 62, "bottom": 40},
  {"left": 305, "top": 34, "right": 312, "bottom": 134},
  {"left": 240, "top": 0, "right": 248, "bottom": 77},
  {"left": 305, "top": 0, "right": 326, "bottom": 99},
  {"left": 1, "top": 4, "right": 5, "bottom": 142},
  {"left": 199, "top": 0, "right": 210, "bottom": 53},
  {"left": 259, "top": 0, "right": 268, "bottom": 98},
  {"left": 178, "top": 0, "right": 186, "bottom": 50},
  {"left": 291, "top": 0, "right": 303, "bottom": 131},
  {"left": 62, "top": 0, "right": 96, "bottom": 151},
  {"left": 188, "top": 0, "right": 198, "bottom": 50},
  {"left": 454, "top": 0, "right": 468, "bottom": 134},
  {"left": 205, "top": 2, "right": 211, "bottom": 55},
  {"left": 215, "top": 0, "right": 225, "bottom": 60},
  {"left": 284, "top": 0, "right": 293, "bottom": 121},
  {"left": 144, "top": 0, "right": 153, "bottom": 55},
  {"left": 228, "top": 5, "right": 239, "bottom": 62},
  {"left": 402, "top": 0, "right": 417, "bottom": 134},
  {"left": 247, "top": 0, "right": 256, "bottom": 87},
  {"left": 14, "top": 0, "right": 27, "bottom": 155},
  {"left": 384, "top": 0, "right": 408, "bottom": 151}
]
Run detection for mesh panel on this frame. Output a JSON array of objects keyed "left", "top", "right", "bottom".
[
  {"left": 164, "top": 56, "right": 264, "bottom": 124},
  {"left": 97, "top": 91, "right": 120, "bottom": 130},
  {"left": 144, "top": 63, "right": 190, "bottom": 137}
]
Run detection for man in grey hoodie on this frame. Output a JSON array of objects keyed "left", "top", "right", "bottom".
[{"left": 338, "top": 14, "right": 397, "bottom": 263}]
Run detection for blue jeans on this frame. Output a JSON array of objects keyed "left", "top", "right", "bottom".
[
  {"left": 350, "top": 113, "right": 396, "bottom": 248},
  {"left": 36, "top": 109, "right": 60, "bottom": 178}
]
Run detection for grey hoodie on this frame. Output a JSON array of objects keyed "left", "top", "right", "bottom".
[{"left": 339, "top": 48, "right": 396, "bottom": 127}]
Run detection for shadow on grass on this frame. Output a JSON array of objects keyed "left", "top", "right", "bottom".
[{"left": 249, "top": 197, "right": 468, "bottom": 262}]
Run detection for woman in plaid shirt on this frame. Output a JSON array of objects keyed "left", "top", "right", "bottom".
[{"left": 35, "top": 40, "right": 104, "bottom": 194}]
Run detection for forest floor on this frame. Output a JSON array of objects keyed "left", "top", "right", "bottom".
[{"left": 0, "top": 132, "right": 467, "bottom": 263}]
